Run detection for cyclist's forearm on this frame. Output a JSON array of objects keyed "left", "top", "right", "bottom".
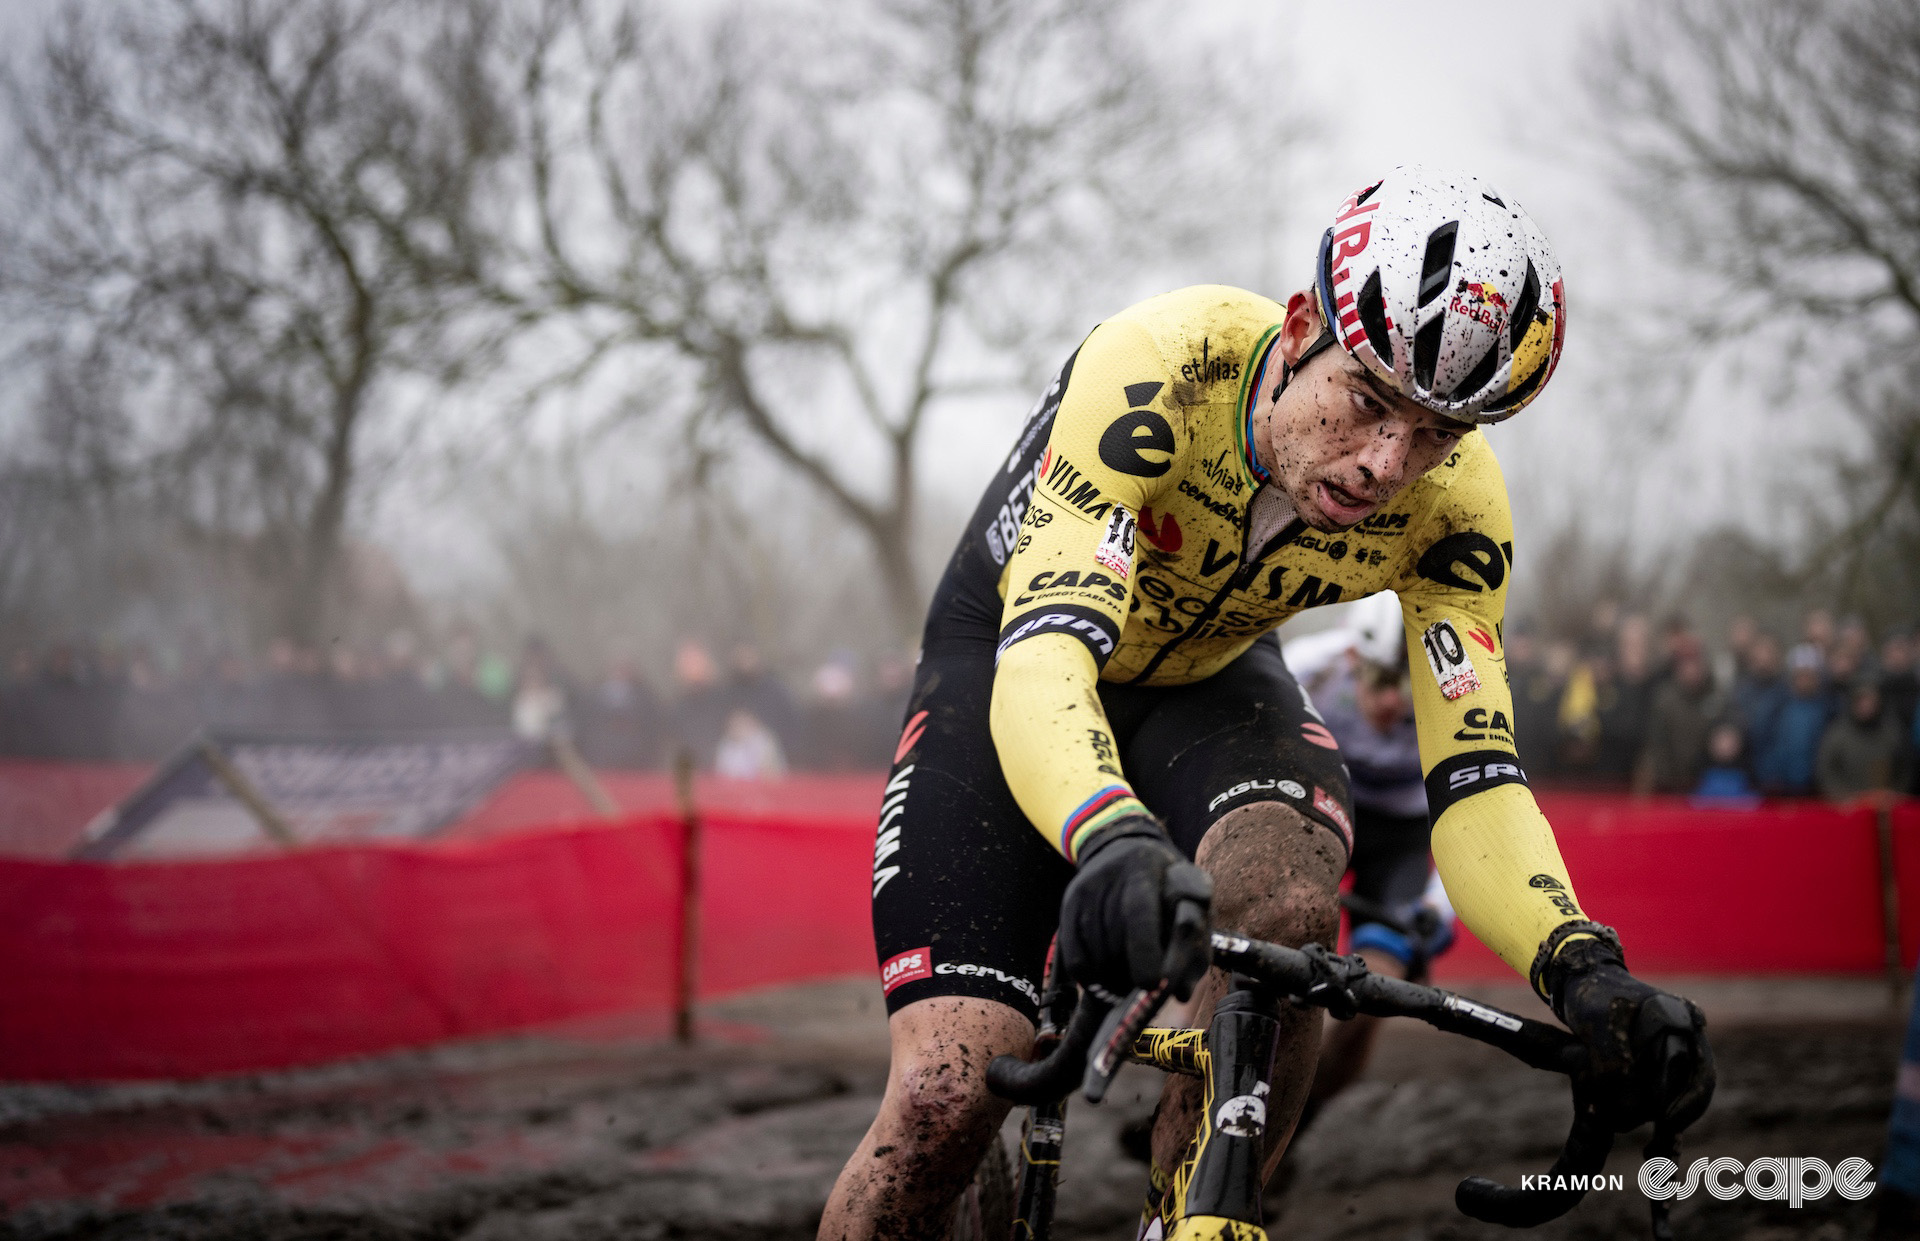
[
  {"left": 990, "top": 635, "right": 1148, "bottom": 859},
  {"left": 1429, "top": 783, "right": 1592, "bottom": 981}
]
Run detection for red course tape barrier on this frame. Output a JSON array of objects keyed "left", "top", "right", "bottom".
[
  {"left": 0, "top": 809, "right": 876, "bottom": 1080},
  {"left": 1892, "top": 799, "right": 1920, "bottom": 969},
  {"left": 0, "top": 770, "right": 1912, "bottom": 1079},
  {"left": 1432, "top": 794, "right": 1889, "bottom": 981}
]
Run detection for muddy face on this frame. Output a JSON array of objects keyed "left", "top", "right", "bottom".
[{"left": 1254, "top": 295, "right": 1469, "bottom": 534}]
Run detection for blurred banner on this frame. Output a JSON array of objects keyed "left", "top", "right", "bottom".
[
  {"left": 0, "top": 808, "right": 875, "bottom": 1080},
  {"left": 0, "top": 784, "right": 1915, "bottom": 1080},
  {"left": 73, "top": 731, "right": 537, "bottom": 860},
  {"left": 1434, "top": 794, "right": 1892, "bottom": 979}
]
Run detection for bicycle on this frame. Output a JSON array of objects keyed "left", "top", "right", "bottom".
[{"left": 984, "top": 926, "right": 1696, "bottom": 1241}]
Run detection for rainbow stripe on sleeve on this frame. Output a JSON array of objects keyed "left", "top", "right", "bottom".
[{"left": 1061, "top": 785, "right": 1149, "bottom": 861}]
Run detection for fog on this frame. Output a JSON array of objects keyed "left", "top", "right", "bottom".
[{"left": 2, "top": 0, "right": 1914, "bottom": 696}]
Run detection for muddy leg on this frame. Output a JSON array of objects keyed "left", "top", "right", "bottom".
[
  {"left": 818, "top": 996, "right": 1032, "bottom": 1241},
  {"left": 1306, "top": 949, "right": 1401, "bottom": 1112},
  {"left": 1148, "top": 802, "right": 1344, "bottom": 1184}
]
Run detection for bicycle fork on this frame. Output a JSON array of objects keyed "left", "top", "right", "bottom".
[{"left": 1156, "top": 980, "right": 1281, "bottom": 1241}]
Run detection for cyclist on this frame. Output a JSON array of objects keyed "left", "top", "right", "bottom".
[
  {"left": 821, "top": 166, "right": 1713, "bottom": 1240},
  {"left": 1285, "top": 590, "right": 1458, "bottom": 1124}
]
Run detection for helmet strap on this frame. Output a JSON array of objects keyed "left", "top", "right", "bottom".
[{"left": 1270, "top": 326, "right": 1340, "bottom": 405}]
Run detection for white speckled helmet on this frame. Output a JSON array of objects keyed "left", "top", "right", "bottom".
[
  {"left": 1307, "top": 166, "right": 1566, "bottom": 424},
  {"left": 1348, "top": 590, "right": 1404, "bottom": 672}
]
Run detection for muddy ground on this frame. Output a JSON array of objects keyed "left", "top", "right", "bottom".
[{"left": 0, "top": 977, "right": 1905, "bottom": 1240}]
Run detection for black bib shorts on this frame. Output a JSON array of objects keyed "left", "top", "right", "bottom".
[{"left": 869, "top": 630, "right": 1353, "bottom": 1022}]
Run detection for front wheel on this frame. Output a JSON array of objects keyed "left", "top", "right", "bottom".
[{"left": 947, "top": 1131, "right": 1014, "bottom": 1241}]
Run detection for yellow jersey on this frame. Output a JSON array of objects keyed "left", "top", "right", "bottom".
[{"left": 930, "top": 284, "right": 1590, "bottom": 983}]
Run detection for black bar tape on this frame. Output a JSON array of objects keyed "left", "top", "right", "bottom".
[
  {"left": 995, "top": 605, "right": 1121, "bottom": 669},
  {"left": 1424, "top": 749, "right": 1531, "bottom": 820}
]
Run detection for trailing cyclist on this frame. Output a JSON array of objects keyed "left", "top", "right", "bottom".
[
  {"left": 1284, "top": 590, "right": 1459, "bottom": 1125},
  {"left": 820, "top": 166, "right": 1714, "bottom": 1241}
]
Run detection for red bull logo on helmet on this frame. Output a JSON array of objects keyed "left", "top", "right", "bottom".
[
  {"left": 1450, "top": 278, "right": 1508, "bottom": 331},
  {"left": 1459, "top": 281, "right": 1508, "bottom": 311}
]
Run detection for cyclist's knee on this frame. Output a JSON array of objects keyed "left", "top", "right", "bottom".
[
  {"left": 881, "top": 998, "right": 1027, "bottom": 1152},
  {"left": 1196, "top": 800, "right": 1342, "bottom": 946},
  {"left": 893, "top": 1056, "right": 995, "bottom": 1134},
  {"left": 877, "top": 1054, "right": 1007, "bottom": 1168}
]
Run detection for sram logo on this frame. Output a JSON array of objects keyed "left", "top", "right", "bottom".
[
  {"left": 995, "top": 609, "right": 1118, "bottom": 662},
  {"left": 1449, "top": 759, "right": 1525, "bottom": 790},
  {"left": 1427, "top": 750, "right": 1531, "bottom": 813}
]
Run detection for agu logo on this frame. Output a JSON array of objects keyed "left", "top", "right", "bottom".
[{"left": 880, "top": 946, "right": 933, "bottom": 995}]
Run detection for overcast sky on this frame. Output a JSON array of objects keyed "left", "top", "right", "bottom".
[
  {"left": 3, "top": 0, "right": 1807, "bottom": 601},
  {"left": 1258, "top": 1, "right": 1820, "bottom": 569}
]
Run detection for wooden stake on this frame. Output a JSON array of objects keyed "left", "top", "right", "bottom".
[
  {"left": 1879, "top": 799, "right": 1904, "bottom": 1009},
  {"left": 673, "top": 749, "right": 701, "bottom": 1044},
  {"left": 198, "top": 740, "right": 300, "bottom": 848},
  {"left": 551, "top": 734, "right": 619, "bottom": 819}
]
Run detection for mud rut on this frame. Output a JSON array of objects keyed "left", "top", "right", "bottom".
[{"left": 0, "top": 980, "right": 1900, "bottom": 1241}]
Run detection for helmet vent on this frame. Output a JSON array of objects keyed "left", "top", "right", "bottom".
[
  {"left": 1510, "top": 260, "right": 1542, "bottom": 351},
  {"left": 1354, "top": 178, "right": 1384, "bottom": 207},
  {"left": 1413, "top": 317, "right": 1443, "bottom": 392},
  {"left": 1485, "top": 351, "right": 1547, "bottom": 414},
  {"left": 1449, "top": 337, "right": 1504, "bottom": 404},
  {"left": 1417, "top": 222, "right": 1458, "bottom": 308},
  {"left": 1357, "top": 269, "right": 1394, "bottom": 366},
  {"left": 1482, "top": 191, "right": 1506, "bottom": 208}
]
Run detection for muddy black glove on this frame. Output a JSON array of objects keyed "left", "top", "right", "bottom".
[
  {"left": 1539, "top": 925, "right": 1715, "bottom": 1135},
  {"left": 1060, "top": 815, "right": 1213, "bottom": 1002}
]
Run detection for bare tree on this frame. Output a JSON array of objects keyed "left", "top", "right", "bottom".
[
  {"left": 0, "top": 0, "right": 516, "bottom": 645},
  {"left": 464, "top": 436, "right": 906, "bottom": 681},
  {"left": 479, "top": 0, "right": 1303, "bottom": 637},
  {"left": 1591, "top": 0, "right": 1920, "bottom": 610}
]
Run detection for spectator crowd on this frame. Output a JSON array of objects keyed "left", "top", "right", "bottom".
[
  {"left": 1507, "top": 605, "right": 1917, "bottom": 803},
  {"left": 4, "top": 603, "right": 1917, "bottom": 799},
  {"left": 0, "top": 631, "right": 911, "bottom": 776}
]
